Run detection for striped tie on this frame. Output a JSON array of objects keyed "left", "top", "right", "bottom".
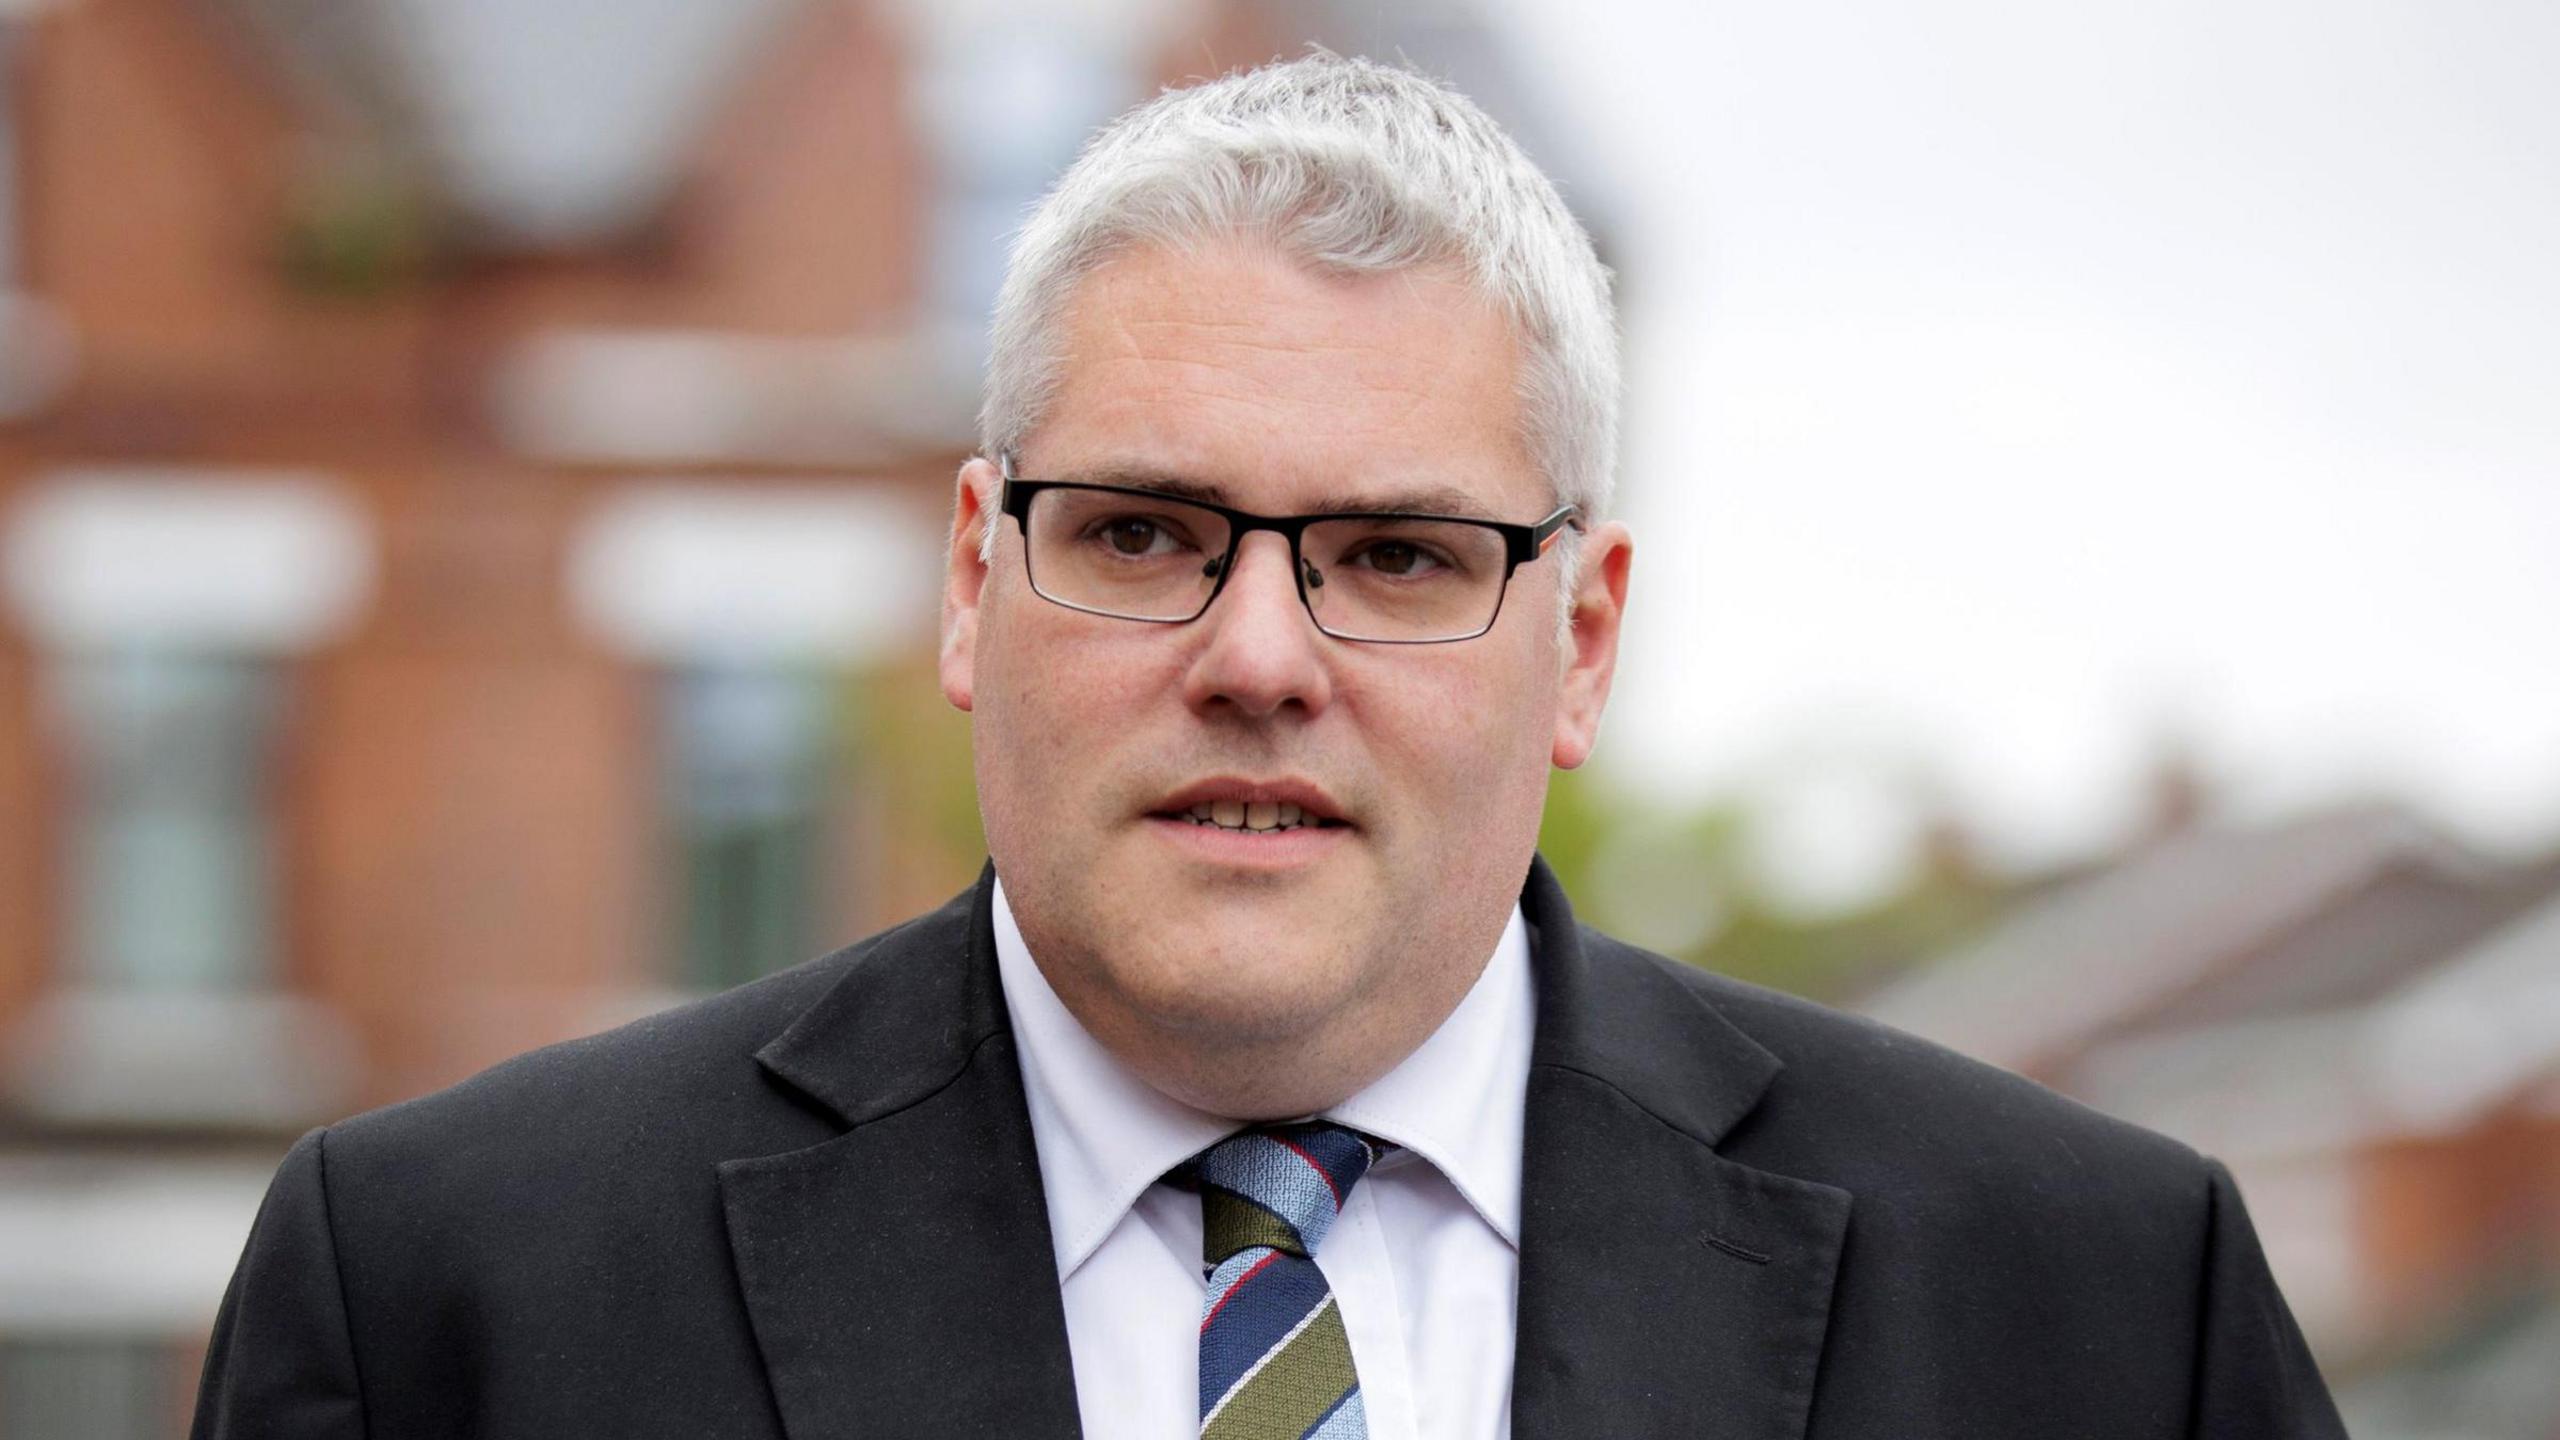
[{"left": 1192, "top": 1122, "right": 1381, "bottom": 1440}]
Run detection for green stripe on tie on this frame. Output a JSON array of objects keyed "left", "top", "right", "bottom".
[
  {"left": 1205, "top": 1193, "right": 1305, "bottom": 1261},
  {"left": 1201, "top": 1299, "right": 1356, "bottom": 1440}
]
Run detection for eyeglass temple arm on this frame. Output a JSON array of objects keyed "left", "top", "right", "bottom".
[{"left": 1520, "top": 506, "right": 1581, "bottom": 564}]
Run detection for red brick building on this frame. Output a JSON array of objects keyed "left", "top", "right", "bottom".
[{"left": 0, "top": 1, "right": 1591, "bottom": 1430}]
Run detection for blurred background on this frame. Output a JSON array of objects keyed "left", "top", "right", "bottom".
[{"left": 0, "top": 0, "right": 2552, "bottom": 1433}]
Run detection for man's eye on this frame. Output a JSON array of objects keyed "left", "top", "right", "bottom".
[
  {"left": 1090, "top": 517, "right": 1186, "bottom": 556},
  {"left": 1106, "top": 519, "right": 1159, "bottom": 554},
  {"left": 1345, "top": 540, "right": 1447, "bottom": 577}
]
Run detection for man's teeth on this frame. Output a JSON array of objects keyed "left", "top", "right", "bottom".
[{"left": 1185, "top": 800, "right": 1314, "bottom": 832}]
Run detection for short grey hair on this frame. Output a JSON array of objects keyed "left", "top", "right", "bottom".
[{"left": 977, "top": 53, "right": 1619, "bottom": 618}]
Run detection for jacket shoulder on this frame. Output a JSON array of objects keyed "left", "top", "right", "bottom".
[
  {"left": 1584, "top": 926, "right": 2210, "bottom": 1204},
  {"left": 327, "top": 893, "right": 965, "bottom": 1171}
]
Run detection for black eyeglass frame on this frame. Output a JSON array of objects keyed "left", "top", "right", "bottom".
[{"left": 995, "top": 454, "right": 1583, "bottom": 645}]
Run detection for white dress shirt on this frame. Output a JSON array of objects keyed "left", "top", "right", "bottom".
[{"left": 991, "top": 879, "right": 1533, "bottom": 1440}]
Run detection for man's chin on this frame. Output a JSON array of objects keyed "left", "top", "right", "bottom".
[
  {"left": 1086, "top": 859, "right": 1376, "bottom": 1025},
  {"left": 1117, "top": 949, "right": 1364, "bottom": 1050}
]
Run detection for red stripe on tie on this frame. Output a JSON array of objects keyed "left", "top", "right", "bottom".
[
  {"left": 1272, "top": 1133, "right": 1343, "bottom": 1207},
  {"left": 1201, "top": 1249, "right": 1281, "bottom": 1334}
]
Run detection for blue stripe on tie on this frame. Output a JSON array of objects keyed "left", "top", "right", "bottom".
[
  {"left": 1202, "top": 1248, "right": 1267, "bottom": 1317},
  {"left": 1198, "top": 1250, "right": 1332, "bottom": 1415},
  {"left": 1302, "top": 1385, "right": 1365, "bottom": 1440},
  {"left": 1201, "top": 1136, "right": 1341, "bottom": 1246},
  {"left": 1284, "top": 1125, "right": 1375, "bottom": 1205}
]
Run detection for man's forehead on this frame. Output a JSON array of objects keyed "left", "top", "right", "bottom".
[{"left": 1023, "top": 239, "right": 1547, "bottom": 518}]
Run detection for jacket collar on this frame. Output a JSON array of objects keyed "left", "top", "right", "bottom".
[
  {"left": 1512, "top": 856, "right": 1852, "bottom": 1440},
  {"left": 750, "top": 873, "right": 1012, "bottom": 1127},
  {"left": 1519, "top": 855, "right": 1782, "bottom": 1146},
  {"left": 718, "top": 870, "right": 1084, "bottom": 1439}
]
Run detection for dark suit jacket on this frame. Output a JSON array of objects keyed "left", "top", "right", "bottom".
[{"left": 193, "top": 859, "right": 2347, "bottom": 1438}]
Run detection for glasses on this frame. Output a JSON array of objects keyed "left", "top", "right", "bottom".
[{"left": 996, "top": 455, "right": 1580, "bottom": 644}]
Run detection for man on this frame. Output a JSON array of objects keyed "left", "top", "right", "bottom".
[{"left": 195, "top": 54, "right": 2347, "bottom": 1439}]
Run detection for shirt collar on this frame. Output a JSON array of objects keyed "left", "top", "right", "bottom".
[{"left": 993, "top": 877, "right": 1534, "bottom": 1279}]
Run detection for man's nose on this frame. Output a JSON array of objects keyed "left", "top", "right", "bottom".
[{"left": 1180, "top": 532, "right": 1335, "bottom": 720}]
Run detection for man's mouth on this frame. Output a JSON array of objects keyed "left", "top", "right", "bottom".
[
  {"left": 1149, "top": 780, "right": 1352, "bottom": 835},
  {"left": 1175, "top": 800, "right": 1343, "bottom": 833}
]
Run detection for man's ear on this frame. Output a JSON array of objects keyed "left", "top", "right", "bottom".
[
  {"left": 1551, "top": 520, "right": 1632, "bottom": 770},
  {"left": 940, "top": 457, "right": 1003, "bottom": 713}
]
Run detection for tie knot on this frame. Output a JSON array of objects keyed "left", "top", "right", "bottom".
[{"left": 1194, "top": 1121, "right": 1381, "bottom": 1266}]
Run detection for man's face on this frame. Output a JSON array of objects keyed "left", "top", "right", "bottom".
[{"left": 941, "top": 238, "right": 1628, "bottom": 1117}]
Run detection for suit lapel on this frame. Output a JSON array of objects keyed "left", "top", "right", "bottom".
[
  {"left": 717, "top": 874, "right": 1082, "bottom": 1439},
  {"left": 1511, "top": 860, "right": 1852, "bottom": 1440}
]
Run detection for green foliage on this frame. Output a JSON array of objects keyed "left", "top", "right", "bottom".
[
  {"left": 1540, "top": 768, "right": 2013, "bottom": 1003},
  {"left": 838, "top": 657, "right": 987, "bottom": 901},
  {"left": 279, "top": 169, "right": 436, "bottom": 297},
  {"left": 1533, "top": 764, "right": 1614, "bottom": 890}
]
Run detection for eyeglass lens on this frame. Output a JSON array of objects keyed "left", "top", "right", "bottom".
[{"left": 1022, "top": 488, "right": 1513, "bottom": 642}]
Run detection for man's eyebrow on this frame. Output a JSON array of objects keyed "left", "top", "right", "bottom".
[
  {"left": 1043, "top": 465, "right": 1499, "bottom": 520},
  {"left": 1308, "top": 484, "right": 1488, "bottom": 519},
  {"left": 1049, "top": 466, "right": 1234, "bottom": 507}
]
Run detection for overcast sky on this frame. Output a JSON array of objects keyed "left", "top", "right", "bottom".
[{"left": 1476, "top": 0, "right": 2560, "bottom": 897}]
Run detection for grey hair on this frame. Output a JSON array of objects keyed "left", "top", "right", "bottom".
[{"left": 976, "top": 52, "right": 1618, "bottom": 631}]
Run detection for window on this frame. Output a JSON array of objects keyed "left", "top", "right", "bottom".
[
  {"left": 1, "top": 472, "right": 369, "bottom": 1126},
  {"left": 567, "top": 482, "right": 937, "bottom": 993},
  {"left": 52, "top": 650, "right": 279, "bottom": 991},
  {"left": 4, "top": 473, "right": 367, "bottom": 993},
  {"left": 663, "top": 663, "right": 836, "bottom": 991}
]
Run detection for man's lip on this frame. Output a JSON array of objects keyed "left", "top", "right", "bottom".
[{"left": 1148, "top": 776, "right": 1351, "bottom": 826}]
